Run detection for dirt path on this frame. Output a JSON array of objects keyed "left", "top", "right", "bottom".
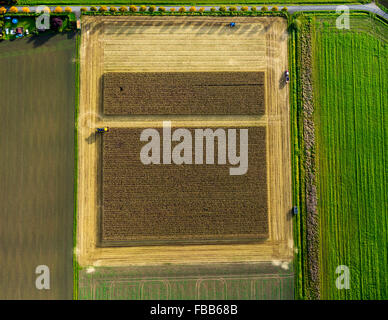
[{"left": 77, "top": 16, "right": 292, "bottom": 267}]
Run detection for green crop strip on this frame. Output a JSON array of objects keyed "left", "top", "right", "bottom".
[
  {"left": 312, "top": 15, "right": 387, "bottom": 299},
  {"left": 73, "top": 31, "right": 81, "bottom": 301},
  {"left": 290, "top": 12, "right": 387, "bottom": 300},
  {"left": 289, "top": 15, "right": 303, "bottom": 300}
]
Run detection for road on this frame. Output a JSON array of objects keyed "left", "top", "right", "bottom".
[{"left": 13, "top": 3, "right": 388, "bottom": 21}]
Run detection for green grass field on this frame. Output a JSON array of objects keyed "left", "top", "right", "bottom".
[
  {"left": 312, "top": 15, "right": 387, "bottom": 299},
  {"left": 79, "top": 263, "right": 294, "bottom": 300},
  {"left": 16, "top": 0, "right": 366, "bottom": 6}
]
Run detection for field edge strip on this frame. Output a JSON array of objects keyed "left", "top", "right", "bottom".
[{"left": 73, "top": 30, "right": 81, "bottom": 301}]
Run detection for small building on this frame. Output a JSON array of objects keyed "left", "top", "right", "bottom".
[
  {"left": 16, "top": 27, "right": 23, "bottom": 35},
  {"left": 76, "top": 19, "right": 81, "bottom": 30}
]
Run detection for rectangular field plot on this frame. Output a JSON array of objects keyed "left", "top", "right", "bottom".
[
  {"left": 101, "top": 126, "right": 268, "bottom": 246},
  {"left": 312, "top": 16, "right": 388, "bottom": 300},
  {"left": 78, "top": 16, "right": 292, "bottom": 267},
  {"left": 0, "top": 33, "right": 75, "bottom": 299},
  {"left": 78, "top": 263, "right": 294, "bottom": 300},
  {"left": 103, "top": 72, "right": 265, "bottom": 115},
  {"left": 101, "top": 17, "right": 269, "bottom": 73}
]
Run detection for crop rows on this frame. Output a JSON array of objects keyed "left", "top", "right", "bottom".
[
  {"left": 313, "top": 17, "right": 387, "bottom": 299},
  {"left": 103, "top": 72, "right": 265, "bottom": 115},
  {"left": 101, "top": 127, "right": 268, "bottom": 245},
  {"left": 78, "top": 262, "right": 294, "bottom": 300},
  {"left": 0, "top": 34, "right": 76, "bottom": 299}
]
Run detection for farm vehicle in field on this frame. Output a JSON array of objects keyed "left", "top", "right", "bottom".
[
  {"left": 285, "top": 70, "right": 290, "bottom": 83},
  {"left": 96, "top": 127, "right": 109, "bottom": 133}
]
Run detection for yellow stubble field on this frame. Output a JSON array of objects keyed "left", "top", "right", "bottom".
[{"left": 77, "top": 16, "right": 292, "bottom": 267}]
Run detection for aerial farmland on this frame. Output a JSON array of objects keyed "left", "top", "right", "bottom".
[
  {"left": 101, "top": 126, "right": 268, "bottom": 245},
  {"left": 0, "top": 33, "right": 76, "bottom": 299},
  {"left": 76, "top": 15, "right": 293, "bottom": 299},
  {"left": 0, "top": 2, "right": 386, "bottom": 304},
  {"left": 102, "top": 72, "right": 266, "bottom": 115}
]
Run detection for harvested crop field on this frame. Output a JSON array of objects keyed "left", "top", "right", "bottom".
[
  {"left": 101, "top": 127, "right": 268, "bottom": 245},
  {"left": 78, "top": 16, "right": 292, "bottom": 267},
  {"left": 103, "top": 72, "right": 265, "bottom": 115}
]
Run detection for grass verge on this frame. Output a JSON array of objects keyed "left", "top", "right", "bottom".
[
  {"left": 73, "top": 30, "right": 81, "bottom": 300},
  {"left": 291, "top": 11, "right": 387, "bottom": 300},
  {"left": 312, "top": 13, "right": 387, "bottom": 299}
]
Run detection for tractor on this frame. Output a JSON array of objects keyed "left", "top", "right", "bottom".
[
  {"left": 96, "top": 127, "right": 109, "bottom": 133},
  {"left": 285, "top": 70, "right": 290, "bottom": 83},
  {"left": 229, "top": 22, "right": 236, "bottom": 28}
]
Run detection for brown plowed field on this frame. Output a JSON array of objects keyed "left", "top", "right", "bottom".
[
  {"left": 101, "top": 127, "right": 267, "bottom": 245},
  {"left": 103, "top": 72, "right": 265, "bottom": 115},
  {"left": 0, "top": 34, "right": 75, "bottom": 299}
]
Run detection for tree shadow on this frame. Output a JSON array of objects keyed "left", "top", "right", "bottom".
[
  {"left": 86, "top": 131, "right": 97, "bottom": 144},
  {"left": 26, "top": 32, "right": 57, "bottom": 47},
  {"left": 66, "top": 31, "right": 76, "bottom": 39},
  {"left": 279, "top": 72, "right": 287, "bottom": 89},
  {"left": 287, "top": 207, "right": 294, "bottom": 222}
]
